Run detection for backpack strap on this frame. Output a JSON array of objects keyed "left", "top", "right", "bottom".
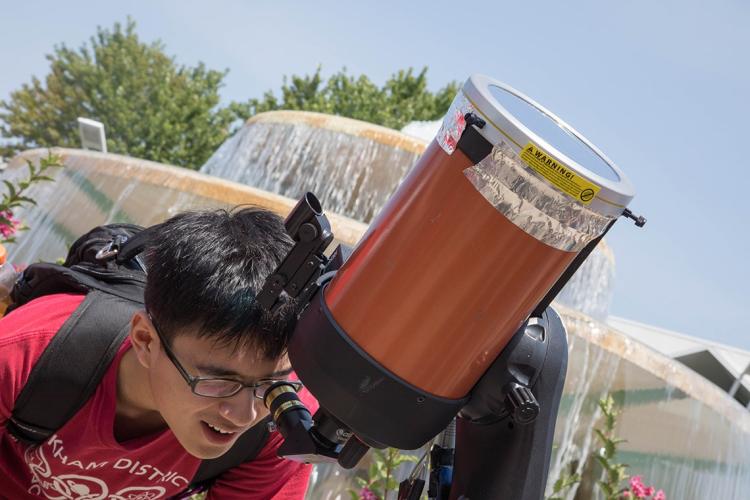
[
  {"left": 184, "top": 416, "right": 271, "bottom": 493},
  {"left": 8, "top": 291, "right": 139, "bottom": 444}
]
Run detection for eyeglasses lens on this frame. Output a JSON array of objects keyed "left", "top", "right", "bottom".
[{"left": 194, "top": 379, "right": 244, "bottom": 398}]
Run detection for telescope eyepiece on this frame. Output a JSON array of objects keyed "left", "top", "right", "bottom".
[{"left": 263, "top": 381, "right": 308, "bottom": 425}]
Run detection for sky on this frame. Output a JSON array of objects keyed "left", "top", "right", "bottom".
[{"left": 1, "top": 0, "right": 749, "bottom": 349}]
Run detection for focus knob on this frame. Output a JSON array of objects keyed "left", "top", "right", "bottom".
[{"left": 505, "top": 383, "right": 540, "bottom": 425}]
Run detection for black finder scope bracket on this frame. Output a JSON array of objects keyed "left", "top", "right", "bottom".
[{"left": 257, "top": 192, "right": 334, "bottom": 310}]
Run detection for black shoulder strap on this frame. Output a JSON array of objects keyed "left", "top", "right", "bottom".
[
  {"left": 8, "top": 291, "right": 139, "bottom": 444},
  {"left": 189, "top": 416, "right": 271, "bottom": 489}
]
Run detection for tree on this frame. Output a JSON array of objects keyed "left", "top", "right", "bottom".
[
  {"left": 0, "top": 18, "right": 234, "bottom": 169},
  {"left": 1, "top": 18, "right": 458, "bottom": 168},
  {"left": 230, "top": 67, "right": 459, "bottom": 130}
]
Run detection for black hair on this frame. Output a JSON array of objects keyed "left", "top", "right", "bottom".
[{"left": 144, "top": 206, "right": 298, "bottom": 359}]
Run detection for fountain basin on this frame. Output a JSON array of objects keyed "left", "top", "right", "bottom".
[{"left": 6, "top": 146, "right": 749, "bottom": 499}]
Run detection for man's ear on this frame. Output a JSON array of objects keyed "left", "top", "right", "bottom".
[{"left": 130, "top": 310, "right": 159, "bottom": 369}]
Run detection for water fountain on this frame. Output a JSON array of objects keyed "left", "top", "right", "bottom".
[
  {"left": 4, "top": 109, "right": 749, "bottom": 499},
  {"left": 200, "top": 111, "right": 425, "bottom": 224}
]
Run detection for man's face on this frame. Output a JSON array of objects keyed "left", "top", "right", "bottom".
[{"left": 147, "top": 327, "right": 291, "bottom": 459}]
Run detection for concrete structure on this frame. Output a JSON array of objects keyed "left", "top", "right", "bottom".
[{"left": 609, "top": 316, "right": 750, "bottom": 409}]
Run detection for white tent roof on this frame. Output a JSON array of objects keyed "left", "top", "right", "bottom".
[{"left": 608, "top": 316, "right": 750, "bottom": 407}]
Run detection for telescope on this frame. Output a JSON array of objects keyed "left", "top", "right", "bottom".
[{"left": 258, "top": 74, "right": 645, "bottom": 499}]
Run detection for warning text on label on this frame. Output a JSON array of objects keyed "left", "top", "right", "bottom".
[{"left": 520, "top": 142, "right": 600, "bottom": 205}]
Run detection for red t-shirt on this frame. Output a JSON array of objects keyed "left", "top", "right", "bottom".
[{"left": 0, "top": 294, "right": 318, "bottom": 499}]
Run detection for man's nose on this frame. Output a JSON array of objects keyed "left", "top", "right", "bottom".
[{"left": 218, "top": 391, "right": 263, "bottom": 427}]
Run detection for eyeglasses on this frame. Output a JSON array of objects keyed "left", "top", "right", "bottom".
[{"left": 147, "top": 312, "right": 302, "bottom": 399}]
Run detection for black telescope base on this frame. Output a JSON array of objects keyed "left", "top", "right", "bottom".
[{"left": 449, "top": 307, "right": 569, "bottom": 500}]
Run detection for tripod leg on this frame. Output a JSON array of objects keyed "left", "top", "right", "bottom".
[{"left": 449, "top": 307, "right": 568, "bottom": 500}]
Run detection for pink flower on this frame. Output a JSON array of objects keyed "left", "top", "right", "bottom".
[
  {"left": 359, "top": 487, "right": 378, "bottom": 500},
  {"left": 0, "top": 210, "right": 20, "bottom": 238},
  {"left": 653, "top": 490, "right": 665, "bottom": 500},
  {"left": 629, "top": 476, "right": 648, "bottom": 498},
  {"left": 621, "top": 491, "right": 631, "bottom": 498},
  {"left": 644, "top": 486, "right": 655, "bottom": 496}
]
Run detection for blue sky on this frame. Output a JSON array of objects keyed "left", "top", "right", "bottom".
[{"left": 2, "top": 0, "right": 748, "bottom": 348}]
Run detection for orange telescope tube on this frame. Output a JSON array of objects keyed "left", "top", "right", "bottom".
[
  {"left": 325, "top": 142, "right": 574, "bottom": 398},
  {"left": 325, "top": 74, "right": 634, "bottom": 399}
]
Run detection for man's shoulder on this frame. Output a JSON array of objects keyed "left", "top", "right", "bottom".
[
  {"left": 0, "top": 293, "right": 86, "bottom": 419},
  {"left": 0, "top": 293, "right": 86, "bottom": 346}
]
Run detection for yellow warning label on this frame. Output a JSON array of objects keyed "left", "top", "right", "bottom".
[{"left": 520, "top": 142, "right": 600, "bottom": 205}]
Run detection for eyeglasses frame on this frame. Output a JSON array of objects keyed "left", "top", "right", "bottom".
[{"left": 146, "top": 311, "right": 301, "bottom": 399}]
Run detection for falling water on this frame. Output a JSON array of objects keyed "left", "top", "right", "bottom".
[
  {"left": 555, "top": 241, "right": 616, "bottom": 322},
  {"left": 548, "top": 310, "right": 750, "bottom": 499},
  {"left": 200, "top": 111, "right": 424, "bottom": 223}
]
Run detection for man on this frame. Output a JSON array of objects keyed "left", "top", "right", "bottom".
[{"left": 0, "top": 207, "right": 318, "bottom": 499}]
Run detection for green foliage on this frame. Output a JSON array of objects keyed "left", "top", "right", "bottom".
[
  {"left": 547, "top": 471, "right": 581, "bottom": 500},
  {"left": 349, "top": 448, "right": 418, "bottom": 500},
  {"left": 0, "top": 151, "right": 63, "bottom": 244},
  {"left": 594, "top": 395, "right": 629, "bottom": 500},
  {"left": 231, "top": 67, "right": 459, "bottom": 130},
  {"left": 0, "top": 18, "right": 234, "bottom": 169},
  {"left": 546, "top": 394, "right": 632, "bottom": 500},
  {"left": 1, "top": 18, "right": 457, "bottom": 171}
]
